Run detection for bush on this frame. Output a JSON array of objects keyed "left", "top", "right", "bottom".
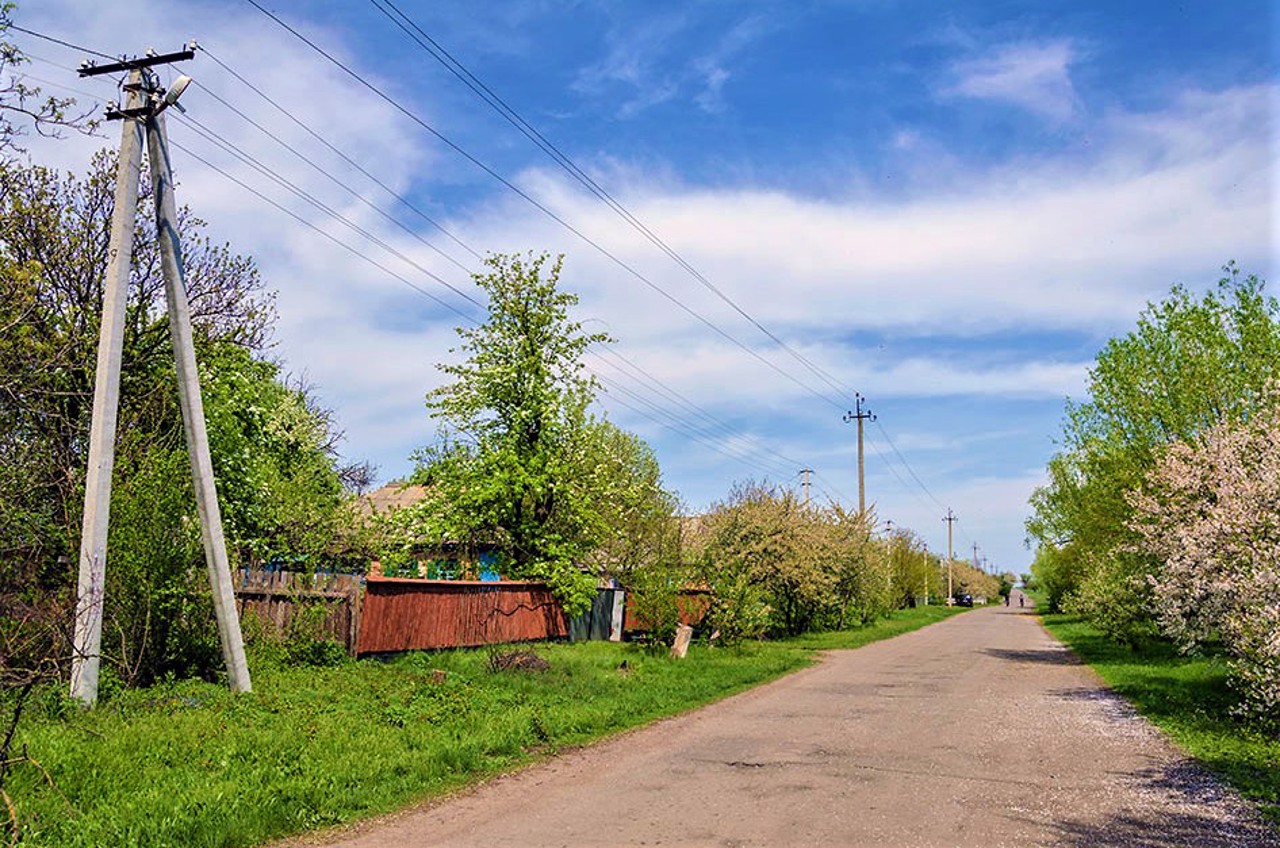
[{"left": 1129, "top": 383, "right": 1280, "bottom": 726}]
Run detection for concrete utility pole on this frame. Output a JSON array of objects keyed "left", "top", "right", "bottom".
[
  {"left": 973, "top": 542, "right": 981, "bottom": 571},
  {"left": 943, "top": 508, "right": 956, "bottom": 605},
  {"left": 800, "top": 468, "right": 812, "bottom": 507},
  {"left": 922, "top": 544, "right": 929, "bottom": 606},
  {"left": 69, "top": 69, "right": 146, "bottom": 705},
  {"left": 71, "top": 45, "right": 251, "bottom": 705},
  {"left": 148, "top": 109, "right": 251, "bottom": 695},
  {"left": 843, "top": 394, "right": 875, "bottom": 516}
]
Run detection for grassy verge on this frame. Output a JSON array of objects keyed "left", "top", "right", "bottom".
[
  {"left": 4, "top": 604, "right": 964, "bottom": 847},
  {"left": 1037, "top": 611, "right": 1280, "bottom": 824}
]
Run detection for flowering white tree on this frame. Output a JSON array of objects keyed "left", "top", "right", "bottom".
[{"left": 1128, "top": 383, "right": 1280, "bottom": 725}]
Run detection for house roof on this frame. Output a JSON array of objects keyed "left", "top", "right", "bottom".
[{"left": 356, "top": 482, "right": 430, "bottom": 517}]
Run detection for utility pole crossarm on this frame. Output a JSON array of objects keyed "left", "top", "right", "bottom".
[{"left": 78, "top": 44, "right": 197, "bottom": 77}]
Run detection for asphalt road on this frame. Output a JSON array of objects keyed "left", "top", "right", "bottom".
[{"left": 310, "top": 600, "right": 1277, "bottom": 847}]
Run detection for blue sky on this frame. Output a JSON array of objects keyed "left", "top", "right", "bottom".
[{"left": 15, "top": 0, "right": 1277, "bottom": 574}]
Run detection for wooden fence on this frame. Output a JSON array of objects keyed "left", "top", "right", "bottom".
[
  {"left": 233, "top": 568, "right": 363, "bottom": 654},
  {"left": 235, "top": 571, "right": 711, "bottom": 657},
  {"left": 355, "top": 576, "right": 568, "bottom": 655},
  {"left": 622, "top": 588, "right": 713, "bottom": 633}
]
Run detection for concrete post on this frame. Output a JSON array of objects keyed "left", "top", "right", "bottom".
[
  {"left": 147, "top": 112, "right": 252, "bottom": 693},
  {"left": 70, "top": 70, "right": 146, "bottom": 705}
]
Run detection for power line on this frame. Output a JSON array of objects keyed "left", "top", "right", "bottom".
[
  {"left": 6, "top": 23, "right": 116, "bottom": 61},
  {"left": 367, "top": 0, "right": 857, "bottom": 405},
  {"left": 170, "top": 138, "right": 479, "bottom": 325},
  {"left": 190, "top": 80, "right": 476, "bottom": 278},
  {"left": 169, "top": 122, "right": 804, "bottom": 484},
  {"left": 198, "top": 44, "right": 482, "bottom": 263},
  {"left": 873, "top": 419, "right": 947, "bottom": 513},
  {"left": 172, "top": 113, "right": 485, "bottom": 312},
  {"left": 242, "top": 0, "right": 848, "bottom": 414},
  {"left": 170, "top": 84, "right": 803, "bottom": 479}
]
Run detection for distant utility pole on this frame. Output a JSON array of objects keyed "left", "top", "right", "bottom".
[
  {"left": 922, "top": 543, "right": 929, "bottom": 606},
  {"left": 972, "top": 542, "right": 981, "bottom": 570},
  {"left": 800, "top": 468, "right": 813, "bottom": 507},
  {"left": 943, "top": 508, "right": 956, "bottom": 605},
  {"left": 71, "top": 44, "right": 251, "bottom": 705},
  {"left": 843, "top": 393, "right": 875, "bottom": 516}
]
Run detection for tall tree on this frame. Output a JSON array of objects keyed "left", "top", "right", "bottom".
[
  {"left": 410, "top": 252, "right": 613, "bottom": 614},
  {"left": 1027, "top": 264, "right": 1280, "bottom": 641},
  {"left": 0, "top": 150, "right": 360, "bottom": 684},
  {"left": 1128, "top": 382, "right": 1280, "bottom": 725}
]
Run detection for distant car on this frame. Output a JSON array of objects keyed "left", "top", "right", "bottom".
[{"left": 953, "top": 593, "right": 974, "bottom": 607}]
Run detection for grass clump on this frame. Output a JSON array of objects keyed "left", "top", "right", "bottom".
[
  {"left": 6, "top": 605, "right": 959, "bottom": 847},
  {"left": 1038, "top": 611, "right": 1280, "bottom": 825}
]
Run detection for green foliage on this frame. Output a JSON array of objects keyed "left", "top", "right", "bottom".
[
  {"left": 0, "top": 151, "right": 363, "bottom": 688},
  {"left": 199, "top": 343, "right": 355, "bottom": 569},
  {"left": 406, "top": 253, "right": 658, "bottom": 616},
  {"left": 694, "top": 484, "right": 906, "bottom": 639},
  {"left": 1027, "top": 264, "right": 1280, "bottom": 640},
  {"left": 887, "top": 529, "right": 943, "bottom": 607},
  {"left": 819, "top": 504, "right": 893, "bottom": 626},
  {"left": 579, "top": 420, "right": 681, "bottom": 582}
]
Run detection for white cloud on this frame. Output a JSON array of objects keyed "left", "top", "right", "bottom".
[
  {"left": 942, "top": 39, "right": 1081, "bottom": 122},
  {"left": 17, "top": 2, "right": 1275, "bottom": 574}
]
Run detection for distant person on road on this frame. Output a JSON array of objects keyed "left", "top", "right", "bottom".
[
  {"left": 1018, "top": 595, "right": 1024, "bottom": 608},
  {"left": 1005, "top": 595, "right": 1010, "bottom": 606}
]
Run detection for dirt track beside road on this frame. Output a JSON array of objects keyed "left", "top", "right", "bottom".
[{"left": 309, "top": 602, "right": 1277, "bottom": 847}]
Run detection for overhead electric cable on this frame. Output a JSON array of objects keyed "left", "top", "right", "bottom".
[
  {"left": 368, "top": 0, "right": 856, "bottom": 404},
  {"left": 172, "top": 113, "right": 484, "bottom": 312},
  {"left": 7, "top": 24, "right": 115, "bottom": 61},
  {"left": 873, "top": 420, "right": 947, "bottom": 512},
  {"left": 190, "top": 80, "right": 475, "bottom": 277},
  {"left": 172, "top": 130, "right": 804, "bottom": 483},
  {"left": 171, "top": 139, "right": 478, "bottom": 324},
  {"left": 161, "top": 74, "right": 815, "bottom": 481},
  {"left": 242, "top": 0, "right": 846, "bottom": 413},
  {"left": 199, "top": 44, "right": 482, "bottom": 262}
]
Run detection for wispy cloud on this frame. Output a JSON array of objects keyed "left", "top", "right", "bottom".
[
  {"left": 573, "top": 10, "right": 771, "bottom": 118},
  {"left": 941, "top": 39, "right": 1081, "bottom": 123}
]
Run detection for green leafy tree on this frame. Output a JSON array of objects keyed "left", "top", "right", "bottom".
[
  {"left": 1027, "top": 264, "right": 1280, "bottom": 643},
  {"left": 888, "top": 529, "right": 940, "bottom": 606},
  {"left": 1128, "top": 382, "right": 1280, "bottom": 725},
  {"left": 410, "top": 252, "right": 612, "bottom": 615},
  {"left": 697, "top": 482, "right": 830, "bottom": 637},
  {"left": 0, "top": 150, "right": 361, "bottom": 685},
  {"left": 819, "top": 504, "right": 892, "bottom": 626}
]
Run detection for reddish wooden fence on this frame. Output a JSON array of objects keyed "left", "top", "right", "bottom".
[{"left": 355, "top": 576, "right": 568, "bottom": 655}]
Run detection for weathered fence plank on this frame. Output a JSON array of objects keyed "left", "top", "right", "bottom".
[{"left": 233, "top": 569, "right": 363, "bottom": 654}]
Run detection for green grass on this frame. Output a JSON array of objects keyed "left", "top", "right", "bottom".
[
  {"left": 1038, "top": 611, "right": 1280, "bottom": 824},
  {"left": 4, "top": 604, "right": 964, "bottom": 847}
]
